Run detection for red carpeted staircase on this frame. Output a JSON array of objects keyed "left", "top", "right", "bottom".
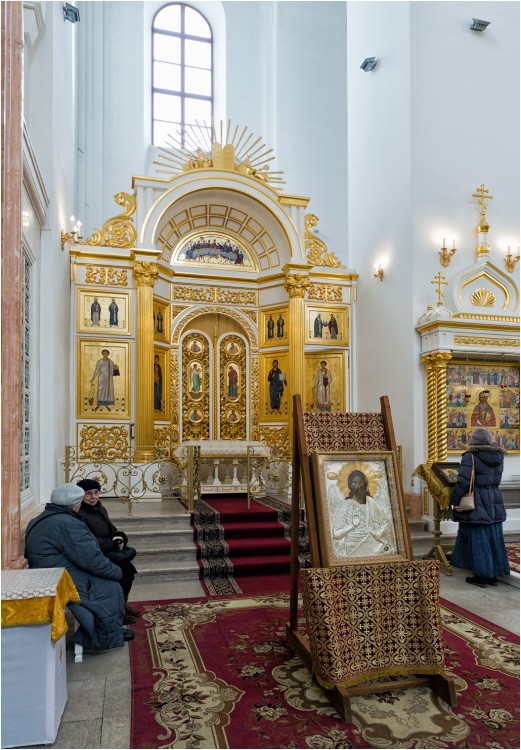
[{"left": 192, "top": 495, "right": 309, "bottom": 596}]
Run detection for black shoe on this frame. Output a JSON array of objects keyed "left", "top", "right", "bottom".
[
  {"left": 485, "top": 577, "right": 498, "bottom": 586},
  {"left": 123, "top": 612, "right": 136, "bottom": 625},
  {"left": 466, "top": 576, "right": 487, "bottom": 588},
  {"left": 122, "top": 629, "right": 135, "bottom": 642},
  {"left": 125, "top": 605, "right": 141, "bottom": 618}
]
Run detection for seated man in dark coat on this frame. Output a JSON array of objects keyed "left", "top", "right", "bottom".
[
  {"left": 76, "top": 479, "right": 139, "bottom": 623},
  {"left": 25, "top": 483, "right": 133, "bottom": 648}
]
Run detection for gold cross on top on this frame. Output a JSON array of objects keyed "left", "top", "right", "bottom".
[
  {"left": 431, "top": 272, "right": 448, "bottom": 306},
  {"left": 472, "top": 183, "right": 493, "bottom": 218}
]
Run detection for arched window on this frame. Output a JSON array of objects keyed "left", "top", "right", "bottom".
[{"left": 152, "top": 3, "right": 213, "bottom": 147}]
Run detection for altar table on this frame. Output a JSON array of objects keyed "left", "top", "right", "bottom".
[
  {"left": 175, "top": 440, "right": 270, "bottom": 509},
  {"left": 1, "top": 568, "right": 80, "bottom": 747}
]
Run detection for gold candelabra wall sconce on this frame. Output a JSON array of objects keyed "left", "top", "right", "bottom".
[
  {"left": 439, "top": 238, "right": 457, "bottom": 267},
  {"left": 504, "top": 246, "right": 520, "bottom": 274},
  {"left": 373, "top": 264, "right": 384, "bottom": 282},
  {"left": 61, "top": 215, "right": 83, "bottom": 251}
]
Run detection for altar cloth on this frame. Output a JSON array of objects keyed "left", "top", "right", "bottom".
[
  {"left": 175, "top": 440, "right": 270, "bottom": 457},
  {"left": 1, "top": 567, "right": 80, "bottom": 642}
]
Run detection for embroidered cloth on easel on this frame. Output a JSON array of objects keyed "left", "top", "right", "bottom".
[
  {"left": 302, "top": 412, "right": 388, "bottom": 453},
  {"left": 300, "top": 560, "right": 446, "bottom": 689}
]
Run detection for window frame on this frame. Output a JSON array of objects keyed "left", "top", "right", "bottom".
[{"left": 152, "top": 3, "right": 214, "bottom": 148}]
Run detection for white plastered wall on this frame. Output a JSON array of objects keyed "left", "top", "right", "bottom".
[{"left": 347, "top": 1, "right": 520, "bottom": 484}]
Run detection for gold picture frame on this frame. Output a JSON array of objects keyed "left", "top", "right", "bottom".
[
  {"left": 260, "top": 352, "right": 289, "bottom": 421},
  {"left": 260, "top": 306, "right": 289, "bottom": 347},
  {"left": 305, "top": 305, "right": 349, "bottom": 346},
  {"left": 311, "top": 451, "right": 410, "bottom": 567},
  {"left": 154, "top": 346, "right": 169, "bottom": 419},
  {"left": 153, "top": 298, "right": 170, "bottom": 342},
  {"left": 77, "top": 340, "right": 131, "bottom": 420},
  {"left": 77, "top": 289, "right": 130, "bottom": 335},
  {"left": 304, "top": 352, "right": 345, "bottom": 413}
]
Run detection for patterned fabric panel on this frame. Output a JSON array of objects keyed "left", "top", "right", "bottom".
[
  {"left": 303, "top": 412, "right": 387, "bottom": 453},
  {"left": 300, "top": 561, "right": 446, "bottom": 689}
]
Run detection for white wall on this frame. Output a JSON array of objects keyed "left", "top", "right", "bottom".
[
  {"left": 346, "top": 1, "right": 415, "bottom": 474},
  {"left": 77, "top": 1, "right": 348, "bottom": 259},
  {"left": 24, "top": 2, "right": 79, "bottom": 501},
  {"left": 346, "top": 1, "right": 520, "bottom": 482}
]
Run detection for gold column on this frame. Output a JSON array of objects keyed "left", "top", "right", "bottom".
[
  {"left": 435, "top": 352, "right": 452, "bottom": 461},
  {"left": 133, "top": 260, "right": 159, "bottom": 462},
  {"left": 421, "top": 354, "right": 438, "bottom": 462},
  {"left": 284, "top": 272, "right": 310, "bottom": 436}
]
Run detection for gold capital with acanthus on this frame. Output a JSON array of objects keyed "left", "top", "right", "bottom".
[
  {"left": 284, "top": 272, "right": 310, "bottom": 298},
  {"left": 133, "top": 261, "right": 159, "bottom": 287}
]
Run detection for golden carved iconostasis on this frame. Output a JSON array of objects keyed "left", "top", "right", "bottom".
[{"left": 68, "top": 129, "right": 356, "bottom": 462}]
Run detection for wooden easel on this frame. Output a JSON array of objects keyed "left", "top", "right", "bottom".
[{"left": 286, "top": 394, "right": 457, "bottom": 722}]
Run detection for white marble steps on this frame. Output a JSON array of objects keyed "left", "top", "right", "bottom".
[{"left": 101, "top": 498, "right": 200, "bottom": 583}]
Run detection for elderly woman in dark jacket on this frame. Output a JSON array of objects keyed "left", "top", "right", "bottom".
[
  {"left": 451, "top": 427, "right": 510, "bottom": 588},
  {"left": 76, "top": 479, "right": 139, "bottom": 623},
  {"left": 25, "top": 483, "right": 133, "bottom": 649}
]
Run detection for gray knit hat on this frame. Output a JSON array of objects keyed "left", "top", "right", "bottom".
[
  {"left": 50, "top": 483, "right": 85, "bottom": 506},
  {"left": 469, "top": 428, "right": 494, "bottom": 446}
]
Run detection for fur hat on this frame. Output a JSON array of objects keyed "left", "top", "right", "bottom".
[
  {"left": 469, "top": 428, "right": 494, "bottom": 446},
  {"left": 50, "top": 483, "right": 85, "bottom": 507},
  {"left": 76, "top": 478, "right": 101, "bottom": 492}
]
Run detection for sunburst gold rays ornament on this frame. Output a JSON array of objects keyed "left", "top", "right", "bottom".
[
  {"left": 327, "top": 461, "right": 383, "bottom": 498},
  {"left": 153, "top": 119, "right": 286, "bottom": 191}
]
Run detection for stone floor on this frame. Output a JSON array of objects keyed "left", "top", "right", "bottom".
[{"left": 26, "top": 563, "right": 519, "bottom": 750}]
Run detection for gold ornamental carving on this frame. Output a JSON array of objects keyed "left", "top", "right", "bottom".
[
  {"left": 171, "top": 305, "right": 258, "bottom": 352},
  {"left": 431, "top": 272, "right": 448, "bottom": 306},
  {"left": 85, "top": 192, "right": 137, "bottom": 249},
  {"left": 170, "top": 351, "right": 180, "bottom": 446},
  {"left": 182, "top": 335, "right": 210, "bottom": 441},
  {"left": 284, "top": 272, "right": 310, "bottom": 299},
  {"left": 304, "top": 214, "right": 343, "bottom": 268},
  {"left": 154, "top": 427, "right": 171, "bottom": 450},
  {"left": 240, "top": 308, "right": 258, "bottom": 325},
  {"left": 260, "top": 426, "right": 291, "bottom": 460},
  {"left": 79, "top": 425, "right": 129, "bottom": 461},
  {"left": 471, "top": 288, "right": 496, "bottom": 307},
  {"left": 133, "top": 261, "right": 159, "bottom": 288},
  {"left": 250, "top": 354, "right": 260, "bottom": 440},
  {"left": 454, "top": 313, "right": 520, "bottom": 322},
  {"left": 171, "top": 305, "right": 187, "bottom": 321},
  {"left": 153, "top": 121, "right": 285, "bottom": 191},
  {"left": 172, "top": 286, "right": 257, "bottom": 305},
  {"left": 454, "top": 336, "right": 520, "bottom": 348},
  {"left": 307, "top": 284, "right": 343, "bottom": 302},
  {"left": 84, "top": 266, "right": 128, "bottom": 286},
  {"left": 220, "top": 336, "right": 247, "bottom": 440}
]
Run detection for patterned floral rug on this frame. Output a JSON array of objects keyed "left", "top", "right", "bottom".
[
  {"left": 506, "top": 541, "right": 520, "bottom": 574},
  {"left": 130, "top": 595, "right": 519, "bottom": 749}
]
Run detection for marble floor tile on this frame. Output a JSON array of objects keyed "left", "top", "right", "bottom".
[
  {"left": 100, "top": 715, "right": 131, "bottom": 749},
  {"left": 50, "top": 718, "right": 102, "bottom": 749},
  {"left": 103, "top": 676, "right": 132, "bottom": 719},
  {"left": 61, "top": 676, "right": 106, "bottom": 722}
]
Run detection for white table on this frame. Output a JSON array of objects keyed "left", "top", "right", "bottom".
[{"left": 1, "top": 568, "right": 79, "bottom": 747}]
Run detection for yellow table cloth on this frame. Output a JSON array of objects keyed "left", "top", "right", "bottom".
[{"left": 1, "top": 568, "right": 80, "bottom": 642}]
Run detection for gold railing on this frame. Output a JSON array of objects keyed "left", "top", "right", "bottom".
[
  {"left": 64, "top": 444, "right": 189, "bottom": 515},
  {"left": 65, "top": 442, "right": 291, "bottom": 514}
]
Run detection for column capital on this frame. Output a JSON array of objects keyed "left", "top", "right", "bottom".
[
  {"left": 421, "top": 351, "right": 452, "bottom": 366},
  {"left": 284, "top": 272, "right": 310, "bottom": 298},
  {"left": 133, "top": 260, "right": 159, "bottom": 287}
]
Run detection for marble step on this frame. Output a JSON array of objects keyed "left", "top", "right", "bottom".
[{"left": 134, "top": 558, "right": 200, "bottom": 581}]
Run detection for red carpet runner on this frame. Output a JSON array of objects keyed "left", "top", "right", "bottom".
[
  {"left": 192, "top": 495, "right": 310, "bottom": 595},
  {"left": 129, "top": 595, "right": 520, "bottom": 749}
]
